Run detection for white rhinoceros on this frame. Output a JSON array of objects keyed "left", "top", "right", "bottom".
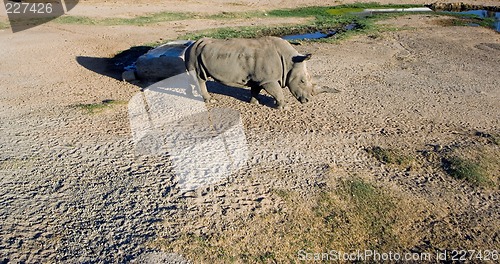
[{"left": 185, "top": 36, "right": 337, "bottom": 109}]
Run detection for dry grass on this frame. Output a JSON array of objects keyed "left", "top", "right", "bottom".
[
  {"left": 366, "top": 138, "right": 499, "bottom": 189},
  {"left": 155, "top": 176, "right": 430, "bottom": 263},
  {"left": 365, "top": 146, "right": 415, "bottom": 169},
  {"left": 441, "top": 143, "right": 499, "bottom": 188}
]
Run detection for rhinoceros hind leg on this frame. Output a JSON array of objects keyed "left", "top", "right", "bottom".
[
  {"left": 262, "top": 82, "right": 285, "bottom": 109},
  {"left": 249, "top": 98, "right": 259, "bottom": 105},
  {"left": 197, "top": 78, "right": 215, "bottom": 103}
]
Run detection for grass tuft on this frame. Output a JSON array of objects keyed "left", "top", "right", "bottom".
[
  {"left": 419, "top": 137, "right": 499, "bottom": 189},
  {"left": 0, "top": 20, "right": 10, "bottom": 30},
  {"left": 442, "top": 156, "right": 494, "bottom": 187},
  {"left": 72, "top": 99, "right": 124, "bottom": 114},
  {"left": 366, "top": 146, "right": 414, "bottom": 167}
]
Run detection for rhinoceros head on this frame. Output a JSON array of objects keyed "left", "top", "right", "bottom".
[
  {"left": 287, "top": 54, "right": 315, "bottom": 104},
  {"left": 288, "top": 54, "right": 339, "bottom": 104}
]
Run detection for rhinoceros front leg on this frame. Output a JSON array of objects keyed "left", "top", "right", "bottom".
[
  {"left": 249, "top": 85, "right": 262, "bottom": 105},
  {"left": 262, "top": 82, "right": 287, "bottom": 109}
]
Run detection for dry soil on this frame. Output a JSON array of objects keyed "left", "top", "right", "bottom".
[{"left": 0, "top": 1, "right": 499, "bottom": 263}]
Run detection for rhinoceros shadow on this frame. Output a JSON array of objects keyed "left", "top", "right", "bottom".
[
  {"left": 76, "top": 45, "right": 276, "bottom": 106},
  {"left": 76, "top": 46, "right": 153, "bottom": 85},
  {"left": 206, "top": 81, "right": 275, "bottom": 108}
]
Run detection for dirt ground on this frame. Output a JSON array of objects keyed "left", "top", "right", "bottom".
[{"left": 0, "top": 0, "right": 499, "bottom": 263}]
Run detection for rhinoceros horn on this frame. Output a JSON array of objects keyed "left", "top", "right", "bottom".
[{"left": 314, "top": 86, "right": 341, "bottom": 95}]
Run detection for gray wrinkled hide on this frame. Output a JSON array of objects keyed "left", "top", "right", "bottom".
[
  {"left": 185, "top": 37, "right": 299, "bottom": 88},
  {"left": 185, "top": 36, "right": 315, "bottom": 108}
]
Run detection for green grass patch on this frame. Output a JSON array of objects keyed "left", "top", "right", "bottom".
[
  {"left": 325, "top": 3, "right": 406, "bottom": 16},
  {"left": 180, "top": 23, "right": 359, "bottom": 41},
  {"left": 428, "top": 138, "right": 500, "bottom": 188},
  {"left": 72, "top": 99, "right": 124, "bottom": 114},
  {"left": 49, "top": 3, "right": 442, "bottom": 45},
  {"left": 330, "top": 3, "right": 422, "bottom": 10},
  {"left": 442, "top": 155, "right": 495, "bottom": 187},
  {"left": 366, "top": 146, "right": 414, "bottom": 167},
  {"left": 176, "top": 4, "right": 428, "bottom": 44},
  {"left": 179, "top": 15, "right": 366, "bottom": 42},
  {"left": 182, "top": 25, "right": 274, "bottom": 40},
  {"left": 52, "top": 3, "right": 420, "bottom": 28},
  {"left": 267, "top": 4, "right": 420, "bottom": 18},
  {"left": 266, "top": 6, "right": 332, "bottom": 18},
  {"left": 55, "top": 12, "right": 193, "bottom": 26},
  {"left": 0, "top": 20, "right": 10, "bottom": 30},
  {"left": 206, "top": 11, "right": 268, "bottom": 20},
  {"left": 55, "top": 16, "right": 98, "bottom": 25},
  {"left": 327, "top": 7, "right": 364, "bottom": 16}
]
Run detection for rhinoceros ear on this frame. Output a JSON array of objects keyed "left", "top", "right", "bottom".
[{"left": 292, "top": 54, "right": 312, "bottom": 63}]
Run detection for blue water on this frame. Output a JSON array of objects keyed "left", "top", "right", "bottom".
[
  {"left": 496, "top": 12, "right": 500, "bottom": 32},
  {"left": 450, "top": 10, "right": 500, "bottom": 32},
  {"left": 282, "top": 31, "right": 334, "bottom": 41},
  {"left": 460, "top": 10, "right": 490, "bottom": 17},
  {"left": 282, "top": 23, "right": 359, "bottom": 41}
]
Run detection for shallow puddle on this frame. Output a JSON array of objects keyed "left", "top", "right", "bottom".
[
  {"left": 448, "top": 10, "right": 500, "bottom": 32},
  {"left": 281, "top": 23, "right": 358, "bottom": 41},
  {"left": 282, "top": 31, "right": 334, "bottom": 41}
]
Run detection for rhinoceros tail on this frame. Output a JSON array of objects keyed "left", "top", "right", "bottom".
[{"left": 184, "top": 39, "right": 209, "bottom": 81}]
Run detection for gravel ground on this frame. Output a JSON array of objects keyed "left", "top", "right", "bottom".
[{"left": 1, "top": 1, "right": 499, "bottom": 263}]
